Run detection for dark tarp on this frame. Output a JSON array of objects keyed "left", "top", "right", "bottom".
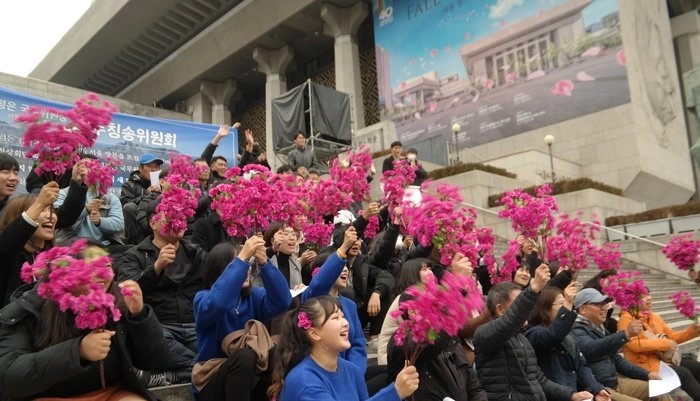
[
  {"left": 309, "top": 82, "right": 351, "bottom": 144},
  {"left": 271, "top": 84, "right": 306, "bottom": 151},
  {"left": 270, "top": 81, "right": 351, "bottom": 151}
]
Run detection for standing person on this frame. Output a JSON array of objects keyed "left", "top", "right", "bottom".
[
  {"left": 0, "top": 242, "right": 171, "bottom": 401},
  {"left": 571, "top": 288, "right": 662, "bottom": 401},
  {"left": 116, "top": 198, "right": 207, "bottom": 385},
  {"left": 381, "top": 141, "right": 403, "bottom": 173},
  {"left": 119, "top": 153, "right": 163, "bottom": 244},
  {"left": 267, "top": 295, "right": 419, "bottom": 401},
  {"left": 200, "top": 123, "right": 239, "bottom": 183},
  {"left": 474, "top": 265, "right": 594, "bottom": 401},
  {"left": 193, "top": 238, "right": 292, "bottom": 401},
  {"left": 618, "top": 291, "right": 700, "bottom": 401},
  {"left": 525, "top": 286, "right": 611, "bottom": 401},
  {"left": 287, "top": 132, "right": 319, "bottom": 171},
  {"left": 404, "top": 148, "right": 428, "bottom": 186}
]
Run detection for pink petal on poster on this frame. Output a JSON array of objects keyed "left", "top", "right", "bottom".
[
  {"left": 616, "top": 49, "right": 626, "bottom": 66},
  {"left": 576, "top": 71, "right": 595, "bottom": 82},
  {"left": 551, "top": 79, "right": 574, "bottom": 96},
  {"left": 581, "top": 46, "right": 601, "bottom": 57},
  {"left": 527, "top": 70, "right": 545, "bottom": 80}
]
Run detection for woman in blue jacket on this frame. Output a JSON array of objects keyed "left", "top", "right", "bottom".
[{"left": 193, "top": 235, "right": 292, "bottom": 401}]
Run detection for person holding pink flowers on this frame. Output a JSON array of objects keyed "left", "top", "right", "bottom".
[
  {"left": 267, "top": 295, "right": 419, "bottom": 401},
  {"left": 0, "top": 162, "right": 89, "bottom": 306},
  {"left": 618, "top": 291, "right": 700, "bottom": 401},
  {"left": 0, "top": 241, "right": 171, "bottom": 401}
]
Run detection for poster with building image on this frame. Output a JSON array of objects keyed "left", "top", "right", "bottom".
[{"left": 373, "top": 0, "right": 628, "bottom": 159}]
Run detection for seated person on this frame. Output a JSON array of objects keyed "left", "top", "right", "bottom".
[{"left": 116, "top": 197, "right": 207, "bottom": 384}]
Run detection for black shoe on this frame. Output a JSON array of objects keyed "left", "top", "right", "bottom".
[{"left": 134, "top": 369, "right": 178, "bottom": 388}]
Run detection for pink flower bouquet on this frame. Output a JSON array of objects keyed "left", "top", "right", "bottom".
[
  {"left": 662, "top": 234, "right": 700, "bottom": 272},
  {"left": 670, "top": 291, "right": 699, "bottom": 322},
  {"left": 391, "top": 271, "right": 483, "bottom": 363},
  {"left": 600, "top": 271, "right": 648, "bottom": 317},
  {"left": 20, "top": 239, "right": 120, "bottom": 330}
]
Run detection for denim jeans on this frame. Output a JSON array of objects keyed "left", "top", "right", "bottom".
[{"left": 161, "top": 322, "right": 198, "bottom": 381}]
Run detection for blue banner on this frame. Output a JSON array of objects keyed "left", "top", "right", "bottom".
[{"left": 0, "top": 86, "right": 237, "bottom": 194}]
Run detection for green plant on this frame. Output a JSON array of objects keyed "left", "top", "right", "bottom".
[
  {"left": 428, "top": 163, "right": 517, "bottom": 180},
  {"left": 488, "top": 178, "right": 623, "bottom": 207},
  {"left": 605, "top": 200, "right": 700, "bottom": 226}
]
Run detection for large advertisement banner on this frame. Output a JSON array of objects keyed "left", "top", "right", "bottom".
[
  {"left": 373, "top": 0, "right": 628, "bottom": 150},
  {"left": 0, "top": 87, "right": 237, "bottom": 194}
]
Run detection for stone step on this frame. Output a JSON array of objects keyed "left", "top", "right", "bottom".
[{"left": 150, "top": 383, "right": 192, "bottom": 401}]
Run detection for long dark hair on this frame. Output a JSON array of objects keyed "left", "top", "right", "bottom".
[
  {"left": 528, "top": 286, "right": 563, "bottom": 327},
  {"left": 202, "top": 242, "right": 254, "bottom": 296},
  {"left": 394, "top": 258, "right": 431, "bottom": 297},
  {"left": 268, "top": 295, "right": 341, "bottom": 399}
]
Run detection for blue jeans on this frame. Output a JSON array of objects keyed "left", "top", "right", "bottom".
[{"left": 161, "top": 323, "right": 198, "bottom": 381}]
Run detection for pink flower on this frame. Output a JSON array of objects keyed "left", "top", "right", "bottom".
[
  {"left": 17, "top": 94, "right": 116, "bottom": 179},
  {"left": 662, "top": 234, "right": 700, "bottom": 272},
  {"left": 551, "top": 79, "right": 574, "bottom": 96},
  {"left": 83, "top": 157, "right": 121, "bottom": 196},
  {"left": 381, "top": 159, "right": 416, "bottom": 211},
  {"left": 497, "top": 184, "right": 558, "bottom": 257},
  {"left": 297, "top": 311, "right": 312, "bottom": 330},
  {"left": 405, "top": 183, "right": 494, "bottom": 267},
  {"left": 152, "top": 153, "right": 201, "bottom": 239},
  {"left": 20, "top": 239, "right": 119, "bottom": 330},
  {"left": 392, "top": 272, "right": 483, "bottom": 349},
  {"left": 600, "top": 271, "right": 648, "bottom": 316},
  {"left": 670, "top": 291, "right": 699, "bottom": 322},
  {"left": 546, "top": 213, "right": 620, "bottom": 273}
]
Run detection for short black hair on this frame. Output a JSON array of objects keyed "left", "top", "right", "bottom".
[
  {"left": 390, "top": 141, "right": 402, "bottom": 148},
  {"left": 211, "top": 156, "right": 227, "bottom": 165},
  {"left": 294, "top": 132, "right": 306, "bottom": 140},
  {"left": 0, "top": 154, "right": 19, "bottom": 171},
  {"left": 276, "top": 164, "right": 293, "bottom": 174},
  {"left": 406, "top": 147, "right": 418, "bottom": 155},
  {"left": 486, "top": 282, "right": 521, "bottom": 316}
]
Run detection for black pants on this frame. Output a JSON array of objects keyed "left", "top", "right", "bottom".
[
  {"left": 366, "top": 364, "right": 388, "bottom": 396},
  {"left": 198, "top": 348, "right": 273, "bottom": 401},
  {"left": 677, "top": 357, "right": 700, "bottom": 401}
]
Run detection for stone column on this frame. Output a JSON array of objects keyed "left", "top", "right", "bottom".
[
  {"left": 253, "top": 45, "right": 294, "bottom": 168},
  {"left": 200, "top": 79, "right": 237, "bottom": 125},
  {"left": 672, "top": 10, "right": 700, "bottom": 198},
  {"left": 321, "top": 2, "right": 368, "bottom": 131},
  {"left": 187, "top": 92, "right": 212, "bottom": 124}
]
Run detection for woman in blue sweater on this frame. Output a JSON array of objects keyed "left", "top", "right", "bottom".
[
  {"left": 301, "top": 226, "right": 367, "bottom": 372},
  {"left": 268, "top": 295, "right": 419, "bottom": 401},
  {"left": 193, "top": 235, "right": 292, "bottom": 401}
]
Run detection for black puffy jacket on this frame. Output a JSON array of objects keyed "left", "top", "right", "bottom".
[
  {"left": 0, "top": 289, "right": 170, "bottom": 401},
  {"left": 474, "top": 287, "right": 574, "bottom": 401}
]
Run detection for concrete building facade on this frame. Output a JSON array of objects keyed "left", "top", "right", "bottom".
[{"left": 13, "top": 0, "right": 700, "bottom": 210}]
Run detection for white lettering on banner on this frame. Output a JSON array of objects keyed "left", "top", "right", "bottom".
[
  {"left": 150, "top": 130, "right": 164, "bottom": 146},
  {"left": 122, "top": 126, "right": 135, "bottom": 142},
  {"left": 106, "top": 123, "right": 121, "bottom": 139},
  {"left": 163, "top": 132, "right": 177, "bottom": 148},
  {"left": 135, "top": 128, "right": 149, "bottom": 144}
]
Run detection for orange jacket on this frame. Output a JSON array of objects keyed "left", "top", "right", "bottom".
[{"left": 617, "top": 310, "right": 698, "bottom": 372}]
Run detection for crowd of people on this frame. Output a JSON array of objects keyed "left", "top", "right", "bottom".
[{"left": 0, "top": 125, "right": 698, "bottom": 401}]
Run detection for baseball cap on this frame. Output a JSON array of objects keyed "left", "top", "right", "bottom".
[
  {"left": 139, "top": 154, "right": 164, "bottom": 165},
  {"left": 574, "top": 288, "right": 613, "bottom": 310}
]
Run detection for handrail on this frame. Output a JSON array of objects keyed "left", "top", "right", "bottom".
[{"left": 584, "top": 221, "right": 665, "bottom": 248}]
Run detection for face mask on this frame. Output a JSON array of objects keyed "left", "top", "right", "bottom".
[{"left": 407, "top": 154, "right": 416, "bottom": 161}]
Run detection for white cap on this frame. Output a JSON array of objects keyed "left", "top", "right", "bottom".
[{"left": 333, "top": 210, "right": 356, "bottom": 225}]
